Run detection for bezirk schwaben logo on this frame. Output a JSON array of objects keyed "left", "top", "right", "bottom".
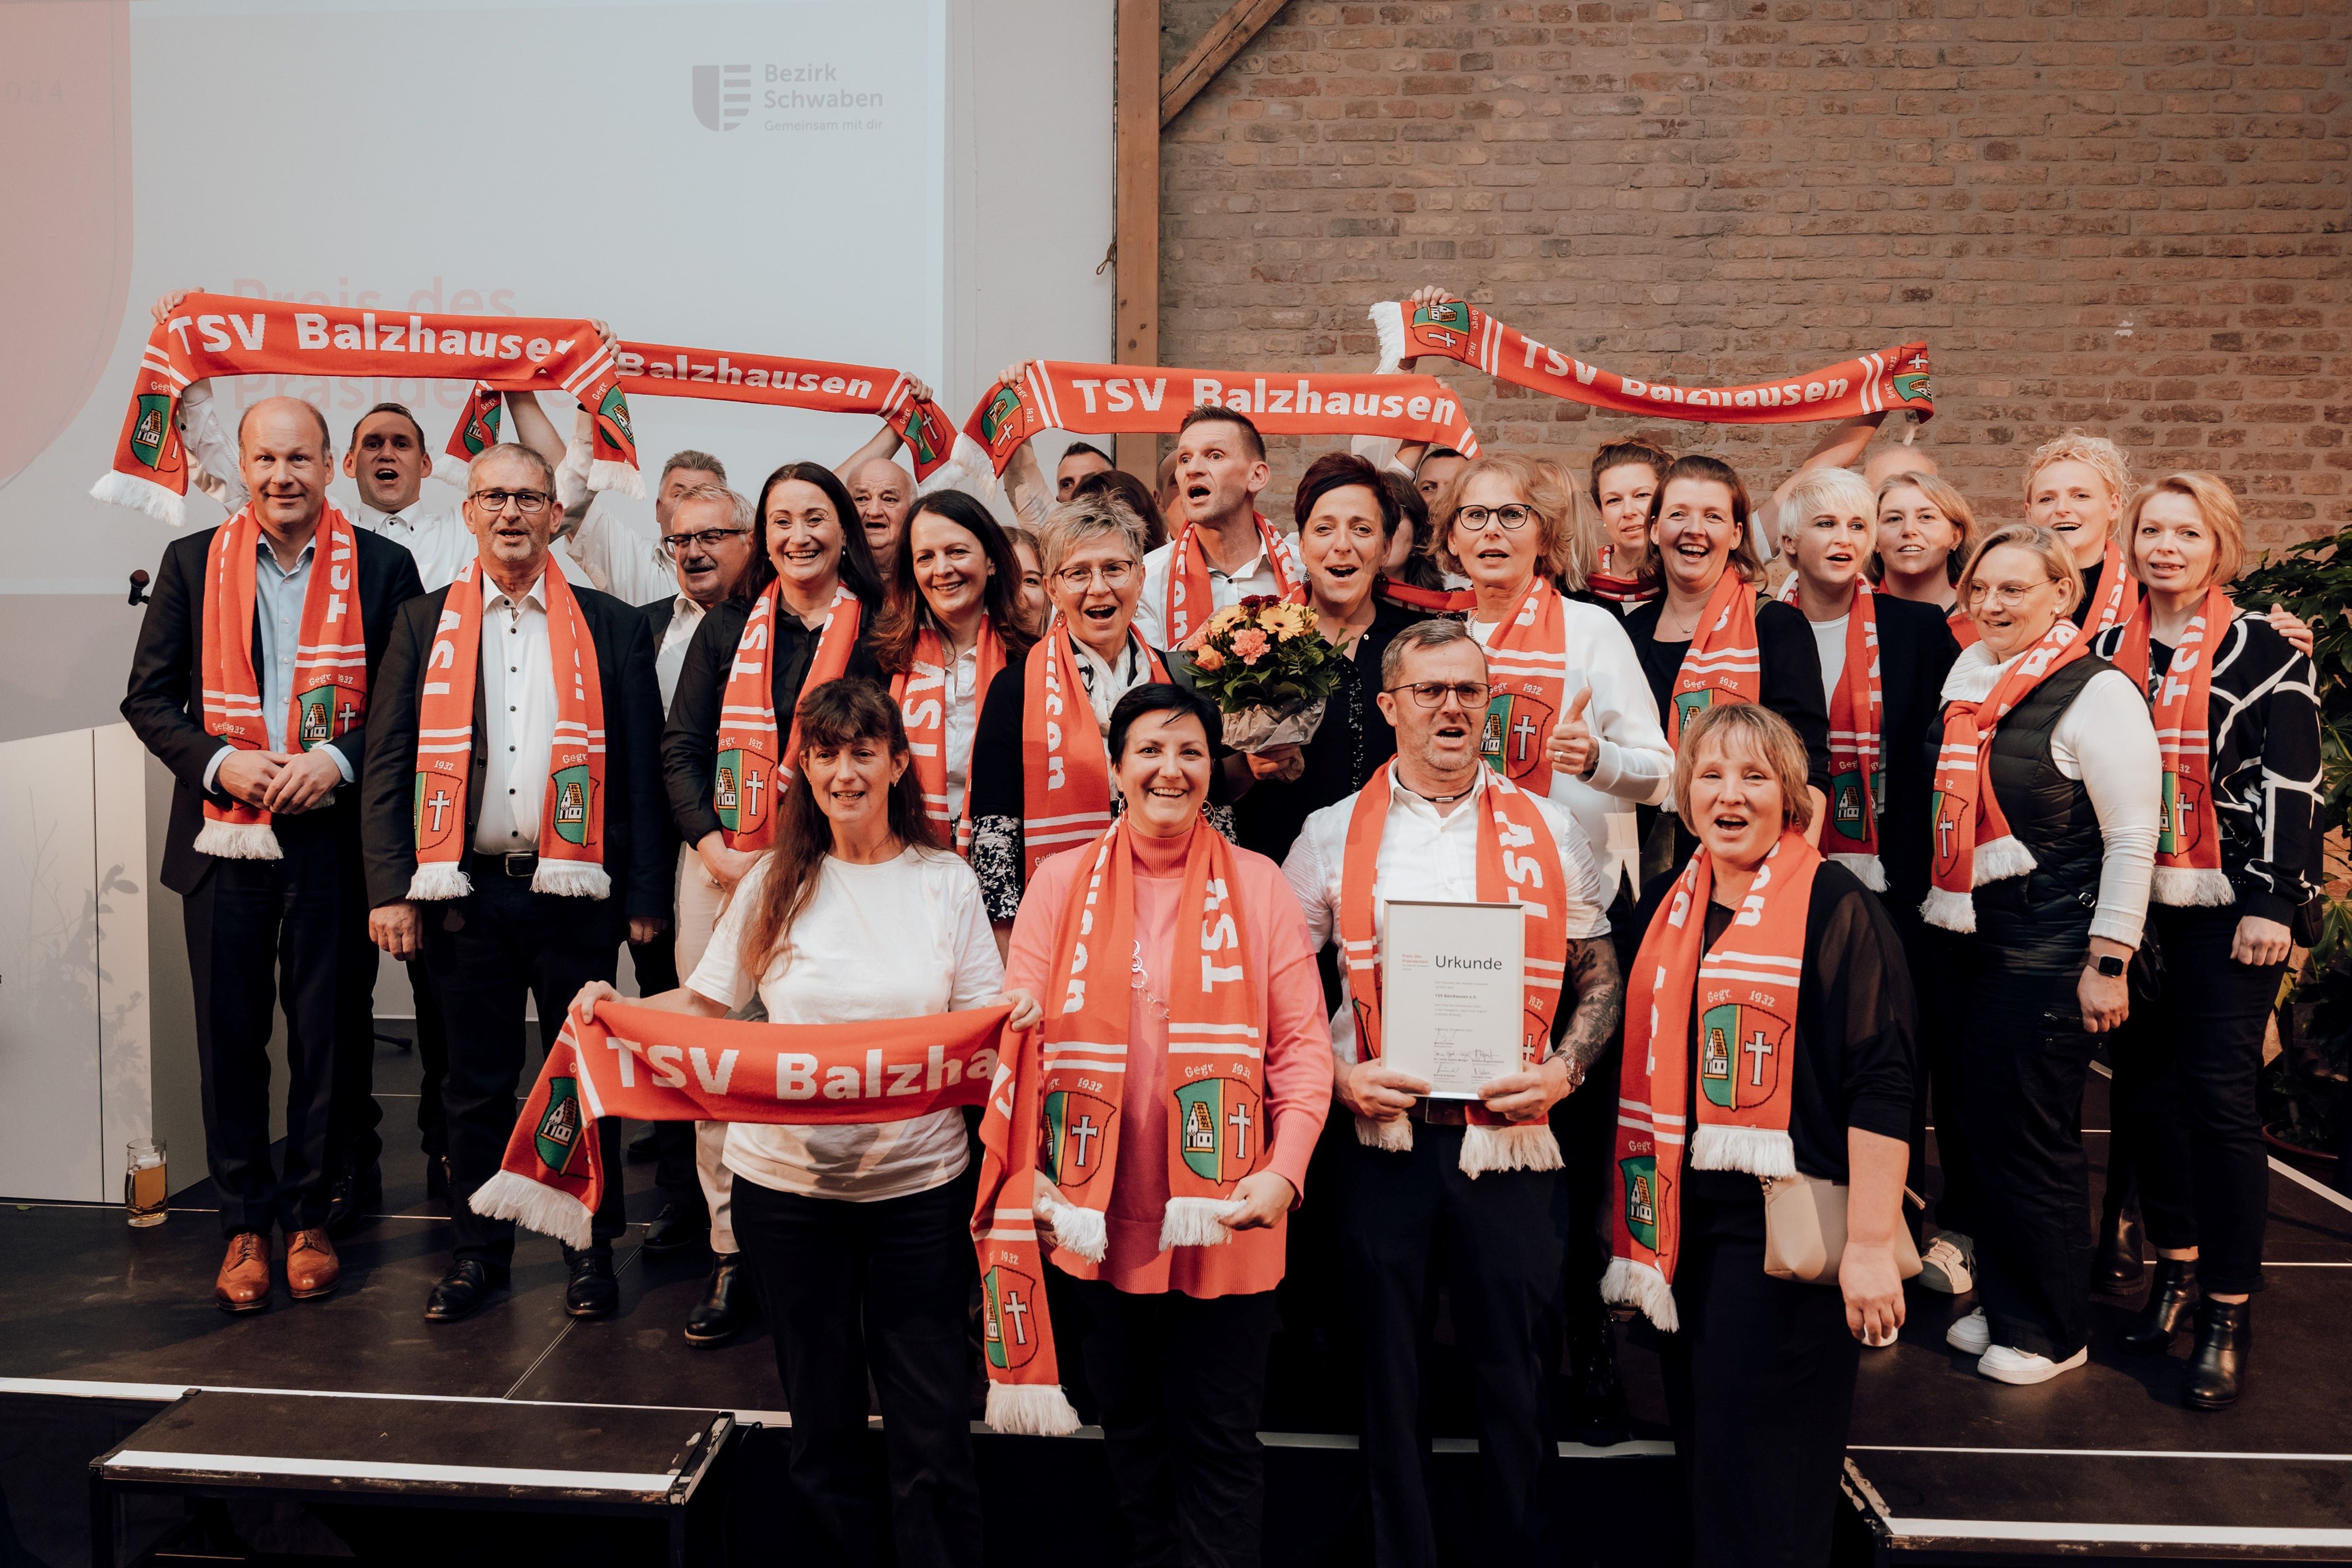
[{"left": 693, "top": 64, "right": 752, "bottom": 131}]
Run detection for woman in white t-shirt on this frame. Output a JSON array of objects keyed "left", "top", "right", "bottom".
[{"left": 568, "top": 677, "right": 1039, "bottom": 1568}]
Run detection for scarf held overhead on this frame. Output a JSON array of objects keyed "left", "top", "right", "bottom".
[
  {"left": 1605, "top": 832, "right": 1821, "bottom": 1331},
  {"left": 2109, "top": 586, "right": 2234, "bottom": 907},
  {"left": 473, "top": 998, "right": 1008, "bottom": 1250},
  {"left": 965, "top": 361, "right": 1480, "bottom": 475},
  {"left": 1338, "top": 762, "right": 1572, "bottom": 1174},
  {"left": 1020, "top": 628, "right": 1168, "bottom": 875},
  {"left": 1370, "top": 299, "right": 1933, "bottom": 426},
  {"left": 714, "top": 583, "right": 865, "bottom": 852},
  {"left": 96, "top": 293, "right": 641, "bottom": 526},
  {"left": 408, "top": 555, "right": 610, "bottom": 902},
  {"left": 195, "top": 503, "right": 369, "bottom": 860},
  {"left": 893, "top": 621, "right": 1008, "bottom": 851}
]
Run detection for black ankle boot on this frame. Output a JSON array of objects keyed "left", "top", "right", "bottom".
[
  {"left": 2120, "top": 1257, "right": 2198, "bottom": 1354},
  {"left": 2184, "top": 1298, "right": 2250, "bottom": 1410},
  {"left": 2092, "top": 1203, "right": 2146, "bottom": 1295}
]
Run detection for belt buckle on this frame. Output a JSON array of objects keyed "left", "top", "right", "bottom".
[{"left": 504, "top": 853, "right": 536, "bottom": 878}]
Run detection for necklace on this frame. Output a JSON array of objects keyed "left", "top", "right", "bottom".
[{"left": 1131, "top": 942, "right": 1171, "bottom": 1022}]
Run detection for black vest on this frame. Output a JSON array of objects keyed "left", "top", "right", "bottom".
[{"left": 1969, "top": 655, "right": 2110, "bottom": 967}]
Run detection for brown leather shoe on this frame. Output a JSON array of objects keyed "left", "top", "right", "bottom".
[
  {"left": 284, "top": 1228, "right": 341, "bottom": 1300},
  {"left": 215, "top": 1232, "right": 271, "bottom": 1313}
]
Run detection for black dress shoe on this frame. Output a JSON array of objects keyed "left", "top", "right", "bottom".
[
  {"left": 643, "top": 1202, "right": 709, "bottom": 1257},
  {"left": 1566, "top": 1308, "right": 1633, "bottom": 1446},
  {"left": 424, "top": 1257, "right": 509, "bottom": 1323},
  {"left": 2184, "top": 1298, "right": 2251, "bottom": 1410},
  {"left": 2092, "top": 1203, "right": 2146, "bottom": 1295},
  {"left": 626, "top": 1127, "right": 660, "bottom": 1163},
  {"left": 424, "top": 1154, "right": 452, "bottom": 1203},
  {"left": 684, "top": 1253, "right": 755, "bottom": 1346},
  {"left": 326, "top": 1165, "right": 382, "bottom": 1239},
  {"left": 564, "top": 1246, "right": 620, "bottom": 1318},
  {"left": 2121, "top": 1257, "right": 2198, "bottom": 1354}
]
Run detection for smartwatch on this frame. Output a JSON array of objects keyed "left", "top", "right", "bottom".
[{"left": 2090, "top": 953, "right": 2125, "bottom": 978}]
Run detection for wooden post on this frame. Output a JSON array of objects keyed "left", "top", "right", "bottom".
[{"left": 1113, "top": 0, "right": 1160, "bottom": 479}]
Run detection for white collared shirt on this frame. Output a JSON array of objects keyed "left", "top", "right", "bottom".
[
  {"left": 1131, "top": 522, "right": 1301, "bottom": 649},
  {"left": 567, "top": 490, "right": 679, "bottom": 607},
  {"left": 1282, "top": 766, "right": 1610, "bottom": 1063},
  {"left": 474, "top": 572, "right": 555, "bottom": 854},
  {"left": 653, "top": 594, "right": 707, "bottom": 710},
  {"left": 917, "top": 638, "right": 988, "bottom": 818}
]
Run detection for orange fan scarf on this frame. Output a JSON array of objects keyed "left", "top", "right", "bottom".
[
  {"left": 2109, "top": 586, "right": 2235, "bottom": 908},
  {"left": 1920, "top": 618, "right": 2091, "bottom": 934},
  {"left": 1376, "top": 577, "right": 1475, "bottom": 615},
  {"left": 713, "top": 583, "right": 864, "bottom": 852},
  {"left": 972, "top": 819, "right": 1265, "bottom": 1434},
  {"left": 1605, "top": 831, "right": 1821, "bottom": 1330},
  {"left": 1587, "top": 543, "right": 1654, "bottom": 606},
  {"left": 1371, "top": 298, "right": 1933, "bottom": 427},
  {"left": 1019, "top": 628, "right": 1167, "bottom": 876},
  {"left": 408, "top": 555, "right": 608, "bottom": 901},
  {"left": 1337, "top": 762, "right": 1571, "bottom": 1174},
  {"left": 1477, "top": 574, "right": 1576, "bottom": 796},
  {"left": 1665, "top": 570, "right": 1764, "bottom": 746},
  {"left": 891, "top": 621, "right": 1008, "bottom": 852},
  {"left": 194, "top": 504, "right": 369, "bottom": 860},
  {"left": 2083, "top": 536, "right": 2138, "bottom": 636},
  {"left": 95, "top": 293, "right": 639, "bottom": 527},
  {"left": 1774, "top": 576, "right": 1887, "bottom": 888},
  {"left": 1160, "top": 513, "right": 1305, "bottom": 648},
  {"left": 473, "top": 997, "right": 1007, "bottom": 1250}
]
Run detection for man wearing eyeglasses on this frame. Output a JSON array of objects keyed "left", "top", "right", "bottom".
[
  {"left": 1281, "top": 616, "right": 1622, "bottom": 1568},
  {"left": 360, "top": 442, "right": 671, "bottom": 1324}
]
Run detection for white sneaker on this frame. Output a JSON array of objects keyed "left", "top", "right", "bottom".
[
  {"left": 1976, "top": 1344, "right": 2088, "bottom": 1385},
  {"left": 1919, "top": 1233, "right": 1974, "bottom": 1295},
  {"left": 1945, "top": 1308, "right": 1991, "bottom": 1355}
]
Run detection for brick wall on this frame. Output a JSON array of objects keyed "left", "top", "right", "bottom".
[{"left": 1156, "top": 0, "right": 2349, "bottom": 553}]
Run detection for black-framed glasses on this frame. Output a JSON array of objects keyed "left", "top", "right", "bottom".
[
  {"left": 1454, "top": 504, "right": 1533, "bottom": 531},
  {"left": 662, "top": 526, "right": 751, "bottom": 556},
  {"left": 469, "top": 488, "right": 551, "bottom": 515},
  {"left": 1386, "top": 680, "right": 1492, "bottom": 708}
]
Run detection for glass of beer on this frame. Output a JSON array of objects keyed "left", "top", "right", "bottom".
[{"left": 125, "top": 1139, "right": 167, "bottom": 1228}]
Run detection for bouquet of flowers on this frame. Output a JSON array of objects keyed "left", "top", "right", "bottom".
[{"left": 1181, "top": 595, "right": 1343, "bottom": 752}]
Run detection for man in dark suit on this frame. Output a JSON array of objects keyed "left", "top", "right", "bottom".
[
  {"left": 123, "top": 396, "right": 424, "bottom": 1312},
  {"left": 361, "top": 442, "right": 670, "bottom": 1323}
]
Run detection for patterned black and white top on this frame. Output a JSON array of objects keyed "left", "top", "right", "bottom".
[{"left": 2090, "top": 610, "right": 2323, "bottom": 924}]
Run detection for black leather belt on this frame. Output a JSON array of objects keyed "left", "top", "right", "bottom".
[
  {"left": 468, "top": 851, "right": 539, "bottom": 879},
  {"left": 1406, "top": 1099, "right": 1470, "bottom": 1128}
]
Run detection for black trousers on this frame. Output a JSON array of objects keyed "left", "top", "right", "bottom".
[
  {"left": 407, "top": 955, "right": 448, "bottom": 1162},
  {"left": 328, "top": 926, "right": 384, "bottom": 1183},
  {"left": 1962, "top": 963, "right": 2098, "bottom": 1358},
  {"left": 2112, "top": 905, "right": 2283, "bottom": 1296},
  {"left": 1659, "top": 1172, "right": 1861, "bottom": 1568},
  {"left": 1552, "top": 1039, "right": 1624, "bottom": 1346},
  {"left": 732, "top": 1172, "right": 981, "bottom": 1568},
  {"left": 181, "top": 815, "right": 369, "bottom": 1237},
  {"left": 1898, "top": 911, "right": 1976, "bottom": 1241},
  {"left": 626, "top": 926, "right": 703, "bottom": 1210},
  {"left": 1061, "top": 1275, "right": 1281, "bottom": 1568},
  {"left": 424, "top": 871, "right": 625, "bottom": 1261},
  {"left": 1338, "top": 1123, "right": 1561, "bottom": 1568}
]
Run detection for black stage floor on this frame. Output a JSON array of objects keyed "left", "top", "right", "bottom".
[{"left": 3, "top": 1035, "right": 2347, "bottom": 1565}]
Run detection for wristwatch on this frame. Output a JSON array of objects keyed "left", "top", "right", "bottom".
[{"left": 2090, "top": 953, "right": 2126, "bottom": 978}]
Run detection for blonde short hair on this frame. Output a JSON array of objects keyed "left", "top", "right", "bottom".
[
  {"left": 1670, "top": 703, "right": 1815, "bottom": 835},
  {"left": 1433, "top": 452, "right": 1574, "bottom": 580},
  {"left": 2122, "top": 471, "right": 2245, "bottom": 590},
  {"left": 1777, "top": 467, "right": 1877, "bottom": 545},
  {"left": 1958, "top": 522, "right": 2084, "bottom": 621},
  {"left": 1035, "top": 492, "right": 1147, "bottom": 577},
  {"left": 1868, "top": 471, "right": 1978, "bottom": 586},
  {"left": 2024, "top": 431, "right": 2133, "bottom": 509}
]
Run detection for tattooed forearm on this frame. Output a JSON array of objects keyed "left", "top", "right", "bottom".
[{"left": 1552, "top": 936, "right": 1624, "bottom": 1083}]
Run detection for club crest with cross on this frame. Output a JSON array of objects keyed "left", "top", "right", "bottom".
[
  {"left": 981, "top": 1265, "right": 1042, "bottom": 1370},
  {"left": 900, "top": 401, "right": 948, "bottom": 469},
  {"left": 978, "top": 383, "right": 1028, "bottom": 460},
  {"left": 1039, "top": 1090, "right": 1117, "bottom": 1190},
  {"left": 1173, "top": 1077, "right": 1263, "bottom": 1185},
  {"left": 1931, "top": 786, "right": 1969, "bottom": 881},
  {"left": 1891, "top": 349, "right": 1933, "bottom": 408},
  {"left": 1698, "top": 1001, "right": 1789, "bottom": 1112},
  {"left": 459, "top": 399, "right": 503, "bottom": 458},
  {"left": 1479, "top": 690, "right": 1554, "bottom": 782},
  {"left": 1409, "top": 299, "right": 1474, "bottom": 354},
  {"left": 714, "top": 748, "right": 776, "bottom": 835},
  {"left": 551, "top": 765, "right": 595, "bottom": 846},
  {"left": 412, "top": 772, "right": 462, "bottom": 853},
  {"left": 2158, "top": 769, "right": 2204, "bottom": 857},
  {"left": 534, "top": 1077, "right": 586, "bottom": 1174}
]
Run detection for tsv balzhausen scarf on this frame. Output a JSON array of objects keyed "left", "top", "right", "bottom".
[
  {"left": 1338, "top": 761, "right": 1571, "bottom": 1174},
  {"left": 1667, "top": 570, "right": 1764, "bottom": 748},
  {"left": 474, "top": 996, "right": 1008, "bottom": 1250},
  {"left": 408, "top": 555, "right": 609, "bottom": 901},
  {"left": 1477, "top": 574, "right": 1575, "bottom": 796},
  {"left": 1776, "top": 575, "right": 1887, "bottom": 889},
  {"left": 1371, "top": 299, "right": 1933, "bottom": 426},
  {"left": 96, "top": 293, "right": 640, "bottom": 526},
  {"left": 2107, "top": 585, "right": 2234, "bottom": 907},
  {"left": 1606, "top": 831, "right": 1821, "bottom": 1330},
  {"left": 1160, "top": 515, "right": 1305, "bottom": 648},
  {"left": 1020, "top": 627, "right": 1168, "bottom": 875},
  {"left": 893, "top": 621, "right": 1008, "bottom": 851},
  {"left": 195, "top": 503, "right": 369, "bottom": 859},
  {"left": 714, "top": 583, "right": 864, "bottom": 852},
  {"left": 965, "top": 361, "right": 1480, "bottom": 474}
]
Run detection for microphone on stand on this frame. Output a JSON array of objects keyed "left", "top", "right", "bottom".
[{"left": 127, "top": 570, "right": 150, "bottom": 607}]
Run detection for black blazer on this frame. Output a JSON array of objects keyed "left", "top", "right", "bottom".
[
  {"left": 1872, "top": 595, "right": 1963, "bottom": 908},
  {"left": 660, "top": 597, "right": 887, "bottom": 849},
  {"left": 359, "top": 574, "right": 671, "bottom": 940},
  {"left": 122, "top": 524, "right": 424, "bottom": 896}
]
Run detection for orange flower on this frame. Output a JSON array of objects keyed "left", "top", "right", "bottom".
[
  {"left": 1193, "top": 645, "right": 1226, "bottom": 672},
  {"left": 1229, "top": 627, "right": 1271, "bottom": 664}
]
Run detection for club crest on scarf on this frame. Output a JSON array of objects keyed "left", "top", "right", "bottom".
[
  {"left": 1039, "top": 1089, "right": 1116, "bottom": 1189},
  {"left": 981, "top": 1264, "right": 1045, "bottom": 1371},
  {"left": 1174, "top": 1077, "right": 1263, "bottom": 1186},
  {"left": 1619, "top": 1148, "right": 1665, "bottom": 1252},
  {"left": 458, "top": 397, "right": 503, "bottom": 458},
  {"left": 1697, "top": 1000, "right": 1789, "bottom": 1111},
  {"left": 1929, "top": 785, "right": 1969, "bottom": 882},
  {"left": 551, "top": 766, "right": 597, "bottom": 846},
  {"left": 533, "top": 1077, "right": 587, "bottom": 1175},
  {"left": 131, "top": 394, "right": 173, "bottom": 470},
  {"left": 2160, "top": 769, "right": 2204, "bottom": 857},
  {"left": 714, "top": 748, "right": 778, "bottom": 837},
  {"left": 1480, "top": 691, "right": 1554, "bottom": 782}
]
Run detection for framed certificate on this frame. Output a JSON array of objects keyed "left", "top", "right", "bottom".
[{"left": 1378, "top": 900, "right": 1527, "bottom": 1100}]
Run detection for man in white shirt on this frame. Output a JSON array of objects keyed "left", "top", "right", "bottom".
[
  {"left": 1283, "top": 618, "right": 1623, "bottom": 1568},
  {"left": 560, "top": 449, "right": 729, "bottom": 610},
  {"left": 1055, "top": 440, "right": 1113, "bottom": 500},
  {"left": 1132, "top": 406, "right": 1302, "bottom": 649}
]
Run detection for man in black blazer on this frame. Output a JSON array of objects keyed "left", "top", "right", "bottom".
[
  {"left": 123, "top": 396, "right": 424, "bottom": 1313},
  {"left": 361, "top": 442, "right": 670, "bottom": 1323}
]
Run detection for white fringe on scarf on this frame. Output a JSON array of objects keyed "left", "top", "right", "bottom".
[
  {"left": 194, "top": 820, "right": 283, "bottom": 861},
  {"left": 1828, "top": 851, "right": 1887, "bottom": 892},
  {"left": 916, "top": 433, "right": 1000, "bottom": 500},
  {"left": 409, "top": 862, "right": 475, "bottom": 901},
  {"left": 91, "top": 469, "right": 188, "bottom": 528},
  {"left": 1159, "top": 1197, "right": 1241, "bottom": 1250},
  {"left": 1036, "top": 1188, "right": 1107, "bottom": 1264},
  {"left": 1689, "top": 1124, "right": 1796, "bottom": 1180},
  {"left": 1458, "top": 1122, "right": 1562, "bottom": 1178},
  {"left": 588, "top": 458, "right": 646, "bottom": 500},
  {"left": 2152, "top": 866, "right": 2236, "bottom": 907},
  {"left": 1918, "top": 833, "right": 2037, "bottom": 934},
  {"left": 1601, "top": 1256, "right": 1679, "bottom": 1333},
  {"left": 531, "top": 860, "right": 613, "bottom": 900},
  {"left": 985, "top": 1382, "right": 1082, "bottom": 1438},
  {"left": 469, "top": 1170, "right": 595, "bottom": 1250},
  {"left": 431, "top": 454, "right": 472, "bottom": 487},
  {"left": 1353, "top": 1113, "right": 1414, "bottom": 1153},
  {"left": 1366, "top": 300, "right": 1409, "bottom": 374}
]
